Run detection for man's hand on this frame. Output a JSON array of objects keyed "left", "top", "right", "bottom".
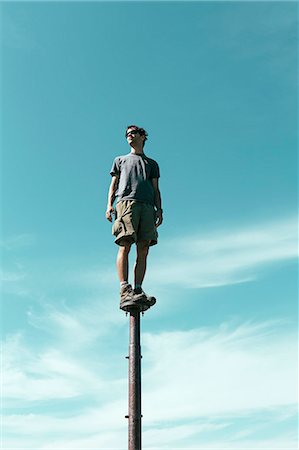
[
  {"left": 155, "top": 209, "right": 163, "bottom": 227},
  {"left": 106, "top": 206, "right": 115, "bottom": 222}
]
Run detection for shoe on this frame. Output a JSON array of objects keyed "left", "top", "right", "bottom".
[
  {"left": 133, "top": 287, "right": 156, "bottom": 307},
  {"left": 120, "top": 284, "right": 145, "bottom": 310}
]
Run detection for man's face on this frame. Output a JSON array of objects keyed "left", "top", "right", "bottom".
[{"left": 126, "top": 128, "right": 144, "bottom": 147}]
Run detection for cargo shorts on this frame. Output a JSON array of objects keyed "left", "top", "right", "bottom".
[{"left": 112, "top": 200, "right": 158, "bottom": 246}]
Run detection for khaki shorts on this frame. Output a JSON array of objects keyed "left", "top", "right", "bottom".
[{"left": 112, "top": 200, "right": 158, "bottom": 246}]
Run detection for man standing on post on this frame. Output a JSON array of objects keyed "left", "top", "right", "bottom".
[{"left": 106, "top": 125, "right": 163, "bottom": 311}]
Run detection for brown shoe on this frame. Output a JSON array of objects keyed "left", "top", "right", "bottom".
[
  {"left": 120, "top": 284, "right": 146, "bottom": 310},
  {"left": 133, "top": 287, "right": 156, "bottom": 307}
]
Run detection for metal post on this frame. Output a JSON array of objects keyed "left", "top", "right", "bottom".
[
  {"left": 128, "top": 309, "right": 142, "bottom": 450},
  {"left": 123, "top": 299, "right": 153, "bottom": 449}
]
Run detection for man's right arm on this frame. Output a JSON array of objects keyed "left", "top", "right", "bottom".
[{"left": 106, "top": 175, "right": 119, "bottom": 222}]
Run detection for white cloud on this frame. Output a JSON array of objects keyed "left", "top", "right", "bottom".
[
  {"left": 2, "top": 216, "right": 296, "bottom": 300},
  {"left": 40, "top": 215, "right": 297, "bottom": 296},
  {"left": 3, "top": 316, "right": 125, "bottom": 408},
  {"left": 2, "top": 293, "right": 129, "bottom": 407},
  {"left": 27, "top": 295, "right": 125, "bottom": 348},
  {"left": 141, "top": 320, "right": 297, "bottom": 422},
  {"left": 142, "top": 422, "right": 230, "bottom": 448},
  {"left": 3, "top": 431, "right": 297, "bottom": 450},
  {"left": 0, "top": 234, "right": 36, "bottom": 297},
  {"left": 2, "top": 216, "right": 297, "bottom": 448},
  {"left": 0, "top": 270, "right": 26, "bottom": 283},
  {"left": 183, "top": 434, "right": 298, "bottom": 450},
  {"left": 0, "top": 233, "right": 36, "bottom": 250},
  {"left": 147, "top": 216, "right": 298, "bottom": 288},
  {"left": 3, "top": 320, "right": 297, "bottom": 448},
  {"left": 3, "top": 334, "right": 100, "bottom": 402}
]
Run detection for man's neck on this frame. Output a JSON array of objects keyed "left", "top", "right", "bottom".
[{"left": 130, "top": 145, "right": 144, "bottom": 155}]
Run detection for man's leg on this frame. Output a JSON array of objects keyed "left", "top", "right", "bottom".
[
  {"left": 117, "top": 241, "right": 148, "bottom": 309},
  {"left": 134, "top": 241, "right": 150, "bottom": 288},
  {"left": 117, "top": 241, "right": 132, "bottom": 283},
  {"left": 133, "top": 241, "right": 156, "bottom": 306}
]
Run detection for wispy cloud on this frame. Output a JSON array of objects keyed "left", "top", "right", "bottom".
[
  {"left": 3, "top": 333, "right": 98, "bottom": 402},
  {"left": 3, "top": 304, "right": 126, "bottom": 405},
  {"left": 3, "top": 318, "right": 297, "bottom": 448},
  {"left": 0, "top": 234, "right": 36, "bottom": 251},
  {"left": 27, "top": 294, "right": 125, "bottom": 346},
  {"left": 51, "top": 216, "right": 297, "bottom": 295},
  {"left": 2, "top": 217, "right": 297, "bottom": 447},
  {"left": 0, "top": 270, "right": 26, "bottom": 283},
  {"left": 147, "top": 216, "right": 298, "bottom": 289},
  {"left": 1, "top": 234, "right": 36, "bottom": 297},
  {"left": 2, "top": 216, "right": 296, "bottom": 300},
  {"left": 142, "top": 320, "right": 297, "bottom": 422}
]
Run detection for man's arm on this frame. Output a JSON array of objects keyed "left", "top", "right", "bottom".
[
  {"left": 106, "top": 175, "right": 119, "bottom": 222},
  {"left": 152, "top": 178, "right": 163, "bottom": 227}
]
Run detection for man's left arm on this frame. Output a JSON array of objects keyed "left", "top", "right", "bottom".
[{"left": 152, "top": 178, "right": 163, "bottom": 227}]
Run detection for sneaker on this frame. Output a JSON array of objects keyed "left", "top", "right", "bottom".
[
  {"left": 120, "top": 284, "right": 145, "bottom": 309},
  {"left": 133, "top": 287, "right": 156, "bottom": 307}
]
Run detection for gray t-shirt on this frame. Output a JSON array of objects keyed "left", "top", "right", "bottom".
[{"left": 110, "top": 153, "right": 160, "bottom": 205}]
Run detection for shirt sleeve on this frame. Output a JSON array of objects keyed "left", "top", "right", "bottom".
[
  {"left": 151, "top": 160, "right": 160, "bottom": 179},
  {"left": 110, "top": 158, "right": 120, "bottom": 177}
]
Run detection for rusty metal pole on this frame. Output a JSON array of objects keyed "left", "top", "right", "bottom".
[
  {"left": 128, "top": 308, "right": 142, "bottom": 450},
  {"left": 123, "top": 298, "right": 153, "bottom": 449}
]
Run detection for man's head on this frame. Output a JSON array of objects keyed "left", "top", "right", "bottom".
[{"left": 125, "top": 125, "right": 148, "bottom": 148}]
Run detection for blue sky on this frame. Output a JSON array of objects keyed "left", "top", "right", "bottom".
[{"left": 1, "top": 1, "right": 298, "bottom": 449}]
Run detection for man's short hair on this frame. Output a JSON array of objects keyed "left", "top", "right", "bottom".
[{"left": 125, "top": 125, "right": 148, "bottom": 146}]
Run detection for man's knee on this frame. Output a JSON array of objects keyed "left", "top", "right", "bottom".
[
  {"left": 118, "top": 242, "right": 132, "bottom": 255},
  {"left": 136, "top": 241, "right": 150, "bottom": 257}
]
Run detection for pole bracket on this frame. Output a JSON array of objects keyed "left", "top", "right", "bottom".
[{"left": 120, "top": 301, "right": 155, "bottom": 314}]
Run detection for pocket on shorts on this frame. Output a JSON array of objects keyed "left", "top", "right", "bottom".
[{"left": 112, "top": 219, "right": 124, "bottom": 237}]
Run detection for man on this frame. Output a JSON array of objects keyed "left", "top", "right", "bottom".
[{"left": 106, "top": 125, "right": 163, "bottom": 310}]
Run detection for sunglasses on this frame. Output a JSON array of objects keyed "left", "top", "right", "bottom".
[{"left": 125, "top": 129, "right": 139, "bottom": 138}]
